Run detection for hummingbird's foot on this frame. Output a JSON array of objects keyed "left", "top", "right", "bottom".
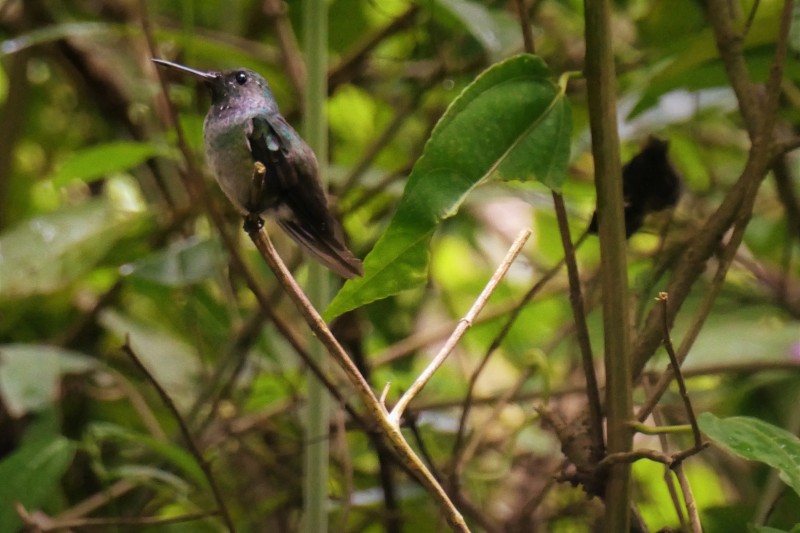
[
  {"left": 250, "top": 161, "right": 267, "bottom": 212},
  {"left": 243, "top": 214, "right": 264, "bottom": 234}
]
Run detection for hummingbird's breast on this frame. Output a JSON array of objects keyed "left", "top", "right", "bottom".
[{"left": 203, "top": 107, "right": 263, "bottom": 215}]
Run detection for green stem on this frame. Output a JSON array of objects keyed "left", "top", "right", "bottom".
[
  {"left": 583, "top": 0, "right": 632, "bottom": 531},
  {"left": 302, "top": 2, "right": 330, "bottom": 532}
]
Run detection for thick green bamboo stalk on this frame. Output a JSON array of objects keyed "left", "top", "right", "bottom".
[
  {"left": 302, "top": 1, "right": 330, "bottom": 532},
  {"left": 583, "top": 1, "right": 633, "bottom": 531}
]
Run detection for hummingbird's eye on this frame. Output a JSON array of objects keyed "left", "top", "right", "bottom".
[{"left": 235, "top": 72, "right": 248, "bottom": 85}]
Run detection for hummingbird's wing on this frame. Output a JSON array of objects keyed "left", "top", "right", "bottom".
[{"left": 247, "top": 115, "right": 364, "bottom": 279}]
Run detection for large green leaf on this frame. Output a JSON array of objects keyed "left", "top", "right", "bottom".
[
  {"left": 0, "top": 200, "right": 142, "bottom": 299},
  {"left": 325, "top": 54, "right": 571, "bottom": 319},
  {"left": 0, "top": 344, "right": 96, "bottom": 417},
  {"left": 699, "top": 413, "right": 800, "bottom": 498},
  {"left": 0, "top": 435, "right": 76, "bottom": 530}
]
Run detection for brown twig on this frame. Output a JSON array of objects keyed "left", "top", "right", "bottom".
[
  {"left": 656, "top": 293, "right": 701, "bottom": 448},
  {"left": 551, "top": 197, "right": 603, "bottom": 458},
  {"left": 598, "top": 442, "right": 707, "bottom": 470},
  {"left": 642, "top": 379, "right": 690, "bottom": 531},
  {"left": 673, "top": 462, "right": 703, "bottom": 533},
  {"left": 515, "top": 0, "right": 535, "bottom": 54},
  {"left": 54, "top": 480, "right": 136, "bottom": 521},
  {"left": 18, "top": 502, "right": 218, "bottom": 531},
  {"left": 121, "top": 339, "right": 236, "bottom": 531},
  {"left": 263, "top": 0, "right": 306, "bottom": 99}
]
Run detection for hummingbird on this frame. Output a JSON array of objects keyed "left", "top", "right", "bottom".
[
  {"left": 588, "top": 137, "right": 681, "bottom": 238},
  {"left": 153, "top": 59, "right": 364, "bottom": 279}
]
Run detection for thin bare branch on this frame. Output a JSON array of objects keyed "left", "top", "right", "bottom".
[
  {"left": 389, "top": 229, "right": 532, "bottom": 424},
  {"left": 552, "top": 197, "right": 602, "bottom": 457},
  {"left": 656, "top": 292, "right": 702, "bottom": 448},
  {"left": 263, "top": 0, "right": 306, "bottom": 99},
  {"left": 121, "top": 340, "right": 235, "bottom": 531},
  {"left": 18, "top": 503, "right": 218, "bottom": 532},
  {"left": 673, "top": 463, "right": 703, "bottom": 533}
]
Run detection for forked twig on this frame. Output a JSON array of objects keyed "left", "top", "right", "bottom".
[
  {"left": 245, "top": 217, "right": 470, "bottom": 532},
  {"left": 388, "top": 229, "right": 532, "bottom": 424}
]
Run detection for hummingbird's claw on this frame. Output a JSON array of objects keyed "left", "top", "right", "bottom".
[{"left": 243, "top": 215, "right": 264, "bottom": 234}]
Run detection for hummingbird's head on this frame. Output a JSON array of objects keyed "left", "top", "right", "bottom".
[{"left": 152, "top": 59, "right": 278, "bottom": 113}]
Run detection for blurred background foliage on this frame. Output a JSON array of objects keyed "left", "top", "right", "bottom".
[{"left": 0, "top": 0, "right": 798, "bottom": 531}]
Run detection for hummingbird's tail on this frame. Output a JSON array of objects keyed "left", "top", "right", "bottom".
[{"left": 277, "top": 218, "right": 364, "bottom": 279}]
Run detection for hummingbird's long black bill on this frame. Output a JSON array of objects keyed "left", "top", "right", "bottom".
[{"left": 152, "top": 58, "right": 218, "bottom": 81}]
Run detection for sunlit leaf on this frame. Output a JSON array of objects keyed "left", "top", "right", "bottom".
[
  {"left": 0, "top": 201, "right": 142, "bottom": 299},
  {"left": 50, "top": 141, "right": 174, "bottom": 186},
  {"left": 0, "top": 435, "right": 76, "bottom": 530},
  {"left": 325, "top": 54, "right": 571, "bottom": 319},
  {"left": 0, "top": 344, "right": 96, "bottom": 417},
  {"left": 699, "top": 413, "right": 800, "bottom": 498}
]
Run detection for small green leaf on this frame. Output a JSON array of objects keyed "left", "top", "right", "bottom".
[
  {"left": 51, "top": 141, "right": 173, "bottom": 186},
  {"left": 0, "top": 435, "right": 76, "bottom": 530},
  {"left": 699, "top": 413, "right": 800, "bottom": 498},
  {"left": 0, "top": 344, "right": 96, "bottom": 417},
  {"left": 126, "top": 238, "right": 226, "bottom": 287},
  {"left": 325, "top": 54, "right": 571, "bottom": 319}
]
